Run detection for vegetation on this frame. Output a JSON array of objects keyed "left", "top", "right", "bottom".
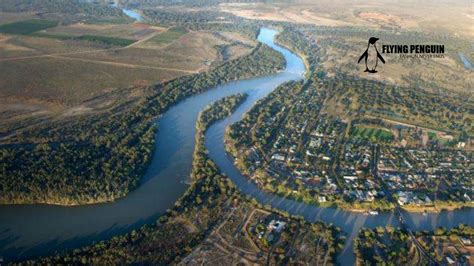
[
  {"left": 0, "top": 19, "right": 58, "bottom": 35},
  {"left": 320, "top": 73, "right": 473, "bottom": 135},
  {"left": 0, "top": 42, "right": 285, "bottom": 205},
  {"left": 354, "top": 225, "right": 474, "bottom": 265},
  {"left": 143, "top": 8, "right": 262, "bottom": 39},
  {"left": 143, "top": 9, "right": 239, "bottom": 26},
  {"left": 354, "top": 226, "right": 421, "bottom": 265}
]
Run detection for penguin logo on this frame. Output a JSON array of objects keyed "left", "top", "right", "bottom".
[{"left": 358, "top": 37, "right": 385, "bottom": 73}]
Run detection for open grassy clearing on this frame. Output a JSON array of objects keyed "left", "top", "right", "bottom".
[
  {"left": 0, "top": 12, "right": 38, "bottom": 24},
  {"left": 65, "top": 31, "right": 245, "bottom": 71},
  {"left": 139, "top": 26, "right": 188, "bottom": 48}
]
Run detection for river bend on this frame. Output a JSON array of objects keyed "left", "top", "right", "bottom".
[{"left": 0, "top": 28, "right": 472, "bottom": 265}]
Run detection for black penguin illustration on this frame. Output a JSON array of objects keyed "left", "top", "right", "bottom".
[{"left": 358, "top": 37, "right": 385, "bottom": 73}]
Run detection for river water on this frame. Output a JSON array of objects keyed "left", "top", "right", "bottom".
[
  {"left": 0, "top": 28, "right": 472, "bottom": 264},
  {"left": 111, "top": 1, "right": 143, "bottom": 22},
  {"left": 459, "top": 53, "right": 473, "bottom": 70}
]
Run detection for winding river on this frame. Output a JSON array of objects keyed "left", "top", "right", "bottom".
[{"left": 0, "top": 28, "right": 472, "bottom": 264}]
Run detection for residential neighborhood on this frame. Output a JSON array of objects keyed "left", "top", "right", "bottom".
[{"left": 227, "top": 84, "right": 473, "bottom": 211}]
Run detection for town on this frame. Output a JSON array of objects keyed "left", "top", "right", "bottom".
[{"left": 227, "top": 77, "right": 473, "bottom": 212}]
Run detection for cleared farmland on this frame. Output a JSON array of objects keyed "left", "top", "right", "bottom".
[{"left": 0, "top": 20, "right": 255, "bottom": 128}]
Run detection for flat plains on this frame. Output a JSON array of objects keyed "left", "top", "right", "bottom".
[{"left": 0, "top": 19, "right": 255, "bottom": 128}]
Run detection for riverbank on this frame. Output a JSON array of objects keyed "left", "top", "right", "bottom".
[
  {"left": 24, "top": 94, "right": 249, "bottom": 264},
  {"left": 401, "top": 201, "right": 474, "bottom": 213},
  {"left": 354, "top": 224, "right": 474, "bottom": 264}
]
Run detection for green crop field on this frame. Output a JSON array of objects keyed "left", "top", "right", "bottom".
[
  {"left": 149, "top": 27, "right": 188, "bottom": 46},
  {"left": 31, "top": 32, "right": 136, "bottom": 46},
  {"left": 351, "top": 125, "right": 395, "bottom": 142},
  {"left": 0, "top": 19, "right": 58, "bottom": 35}
]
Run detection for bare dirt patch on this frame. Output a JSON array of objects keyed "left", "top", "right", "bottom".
[{"left": 357, "top": 12, "right": 402, "bottom": 25}]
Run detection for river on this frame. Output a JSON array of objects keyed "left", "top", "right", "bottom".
[
  {"left": 111, "top": 1, "right": 143, "bottom": 22},
  {"left": 0, "top": 28, "right": 472, "bottom": 264},
  {"left": 459, "top": 53, "right": 473, "bottom": 70}
]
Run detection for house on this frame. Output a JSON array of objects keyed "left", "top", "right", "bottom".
[
  {"left": 445, "top": 256, "right": 455, "bottom": 265},
  {"left": 271, "top": 154, "right": 285, "bottom": 161},
  {"left": 424, "top": 196, "right": 432, "bottom": 204},
  {"left": 268, "top": 220, "right": 286, "bottom": 233},
  {"left": 397, "top": 191, "right": 409, "bottom": 205},
  {"left": 344, "top": 176, "right": 358, "bottom": 181},
  {"left": 461, "top": 237, "right": 472, "bottom": 245},
  {"left": 464, "top": 193, "right": 471, "bottom": 202},
  {"left": 309, "top": 138, "right": 321, "bottom": 148}
]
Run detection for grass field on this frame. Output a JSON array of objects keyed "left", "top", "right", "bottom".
[
  {"left": 0, "top": 19, "right": 57, "bottom": 35},
  {"left": 148, "top": 27, "right": 188, "bottom": 46},
  {"left": 351, "top": 125, "right": 395, "bottom": 142}
]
